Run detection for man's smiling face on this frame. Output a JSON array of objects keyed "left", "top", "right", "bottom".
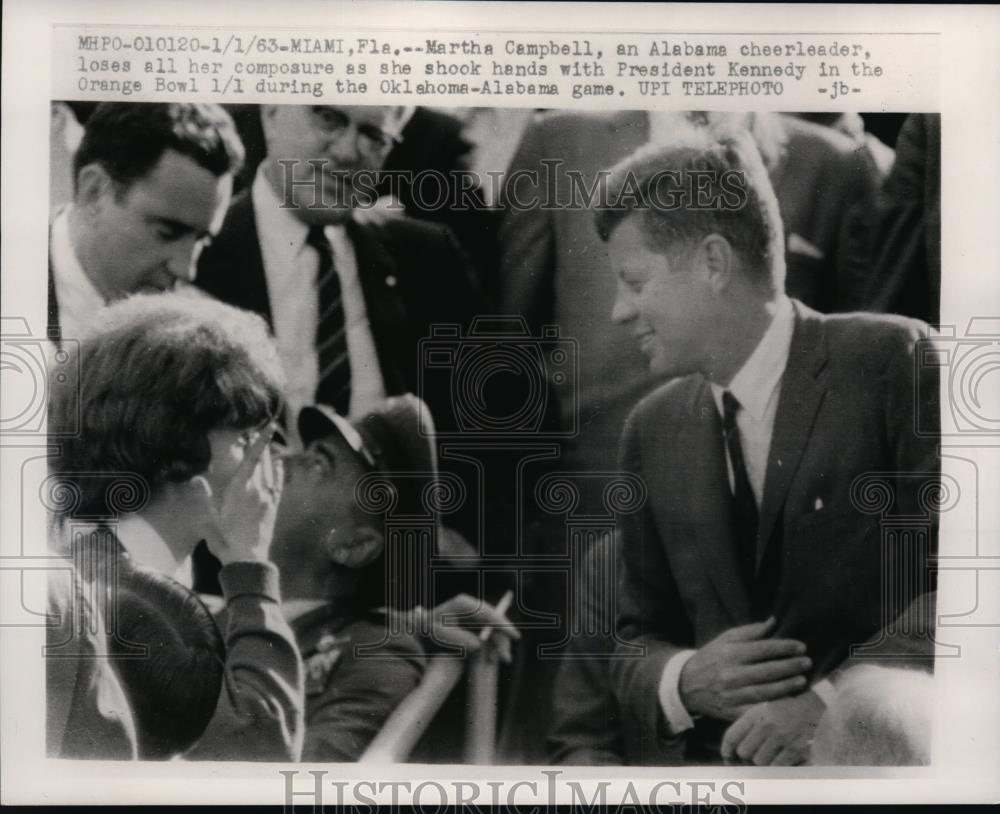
[{"left": 608, "top": 216, "right": 716, "bottom": 379}]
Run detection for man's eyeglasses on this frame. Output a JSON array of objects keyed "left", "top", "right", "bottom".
[{"left": 309, "top": 107, "right": 402, "bottom": 155}]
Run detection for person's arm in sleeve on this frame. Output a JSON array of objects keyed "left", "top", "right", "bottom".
[
  {"left": 185, "top": 561, "right": 304, "bottom": 761},
  {"left": 609, "top": 410, "right": 696, "bottom": 758}
]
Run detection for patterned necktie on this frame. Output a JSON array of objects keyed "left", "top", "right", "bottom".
[
  {"left": 308, "top": 226, "right": 352, "bottom": 415},
  {"left": 722, "top": 390, "right": 758, "bottom": 583}
]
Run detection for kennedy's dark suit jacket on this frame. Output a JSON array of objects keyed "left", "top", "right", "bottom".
[
  {"left": 611, "top": 303, "right": 939, "bottom": 764},
  {"left": 196, "top": 191, "right": 488, "bottom": 425}
]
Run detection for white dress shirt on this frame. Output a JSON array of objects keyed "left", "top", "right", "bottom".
[
  {"left": 49, "top": 205, "right": 106, "bottom": 345},
  {"left": 252, "top": 170, "right": 386, "bottom": 436},
  {"left": 657, "top": 296, "right": 832, "bottom": 734},
  {"left": 708, "top": 295, "right": 795, "bottom": 505}
]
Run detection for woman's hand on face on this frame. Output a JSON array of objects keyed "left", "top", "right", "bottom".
[{"left": 192, "top": 424, "right": 284, "bottom": 566}]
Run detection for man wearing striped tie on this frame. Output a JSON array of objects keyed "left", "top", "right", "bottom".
[{"left": 197, "top": 105, "right": 487, "bottom": 441}]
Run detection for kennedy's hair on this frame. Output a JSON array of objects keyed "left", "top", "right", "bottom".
[
  {"left": 73, "top": 102, "right": 244, "bottom": 194},
  {"left": 594, "top": 124, "right": 785, "bottom": 294},
  {"left": 48, "top": 293, "right": 284, "bottom": 518}
]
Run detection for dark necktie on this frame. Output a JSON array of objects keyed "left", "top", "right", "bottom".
[
  {"left": 722, "top": 390, "right": 758, "bottom": 583},
  {"left": 308, "top": 226, "right": 352, "bottom": 415}
]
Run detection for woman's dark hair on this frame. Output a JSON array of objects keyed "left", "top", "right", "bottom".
[{"left": 48, "top": 293, "right": 284, "bottom": 518}]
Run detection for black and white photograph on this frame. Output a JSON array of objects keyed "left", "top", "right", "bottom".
[{"left": 2, "top": 1, "right": 999, "bottom": 809}]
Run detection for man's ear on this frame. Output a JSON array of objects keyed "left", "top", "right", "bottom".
[
  {"left": 701, "top": 233, "right": 734, "bottom": 292},
  {"left": 75, "top": 163, "right": 114, "bottom": 212},
  {"left": 324, "top": 526, "right": 384, "bottom": 569},
  {"left": 385, "top": 105, "right": 412, "bottom": 138}
]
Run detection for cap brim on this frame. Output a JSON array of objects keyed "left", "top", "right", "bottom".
[{"left": 298, "top": 405, "right": 375, "bottom": 469}]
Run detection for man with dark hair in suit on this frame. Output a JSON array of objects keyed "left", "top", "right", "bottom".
[
  {"left": 597, "top": 126, "right": 938, "bottom": 765},
  {"left": 48, "top": 102, "right": 243, "bottom": 345}
]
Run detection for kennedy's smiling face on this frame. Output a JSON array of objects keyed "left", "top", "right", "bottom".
[{"left": 608, "top": 217, "right": 716, "bottom": 379}]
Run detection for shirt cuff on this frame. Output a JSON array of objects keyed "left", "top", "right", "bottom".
[
  {"left": 658, "top": 649, "right": 698, "bottom": 735},
  {"left": 218, "top": 561, "right": 281, "bottom": 604},
  {"left": 812, "top": 677, "right": 836, "bottom": 707}
]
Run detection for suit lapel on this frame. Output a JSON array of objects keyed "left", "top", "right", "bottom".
[
  {"left": 683, "top": 380, "right": 753, "bottom": 624},
  {"left": 756, "top": 304, "right": 829, "bottom": 571},
  {"left": 198, "top": 192, "right": 273, "bottom": 327},
  {"left": 347, "top": 219, "right": 410, "bottom": 396}
]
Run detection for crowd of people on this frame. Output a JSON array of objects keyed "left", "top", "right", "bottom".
[{"left": 45, "top": 100, "right": 939, "bottom": 766}]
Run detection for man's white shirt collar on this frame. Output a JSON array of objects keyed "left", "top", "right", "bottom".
[
  {"left": 710, "top": 295, "right": 795, "bottom": 419},
  {"left": 50, "top": 205, "right": 106, "bottom": 343}
]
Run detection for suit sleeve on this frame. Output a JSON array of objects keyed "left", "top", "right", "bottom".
[
  {"left": 609, "top": 408, "right": 695, "bottom": 758},
  {"left": 302, "top": 631, "right": 425, "bottom": 762},
  {"left": 186, "top": 561, "right": 304, "bottom": 761},
  {"left": 497, "top": 117, "right": 557, "bottom": 329}
]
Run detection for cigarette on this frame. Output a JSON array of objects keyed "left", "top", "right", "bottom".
[{"left": 478, "top": 589, "right": 514, "bottom": 642}]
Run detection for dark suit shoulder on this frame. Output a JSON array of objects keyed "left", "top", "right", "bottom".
[
  {"left": 206, "top": 190, "right": 256, "bottom": 251},
  {"left": 622, "top": 375, "right": 704, "bottom": 462},
  {"left": 196, "top": 191, "right": 260, "bottom": 295},
  {"left": 629, "top": 374, "right": 701, "bottom": 425},
  {"left": 365, "top": 211, "right": 460, "bottom": 250},
  {"left": 808, "top": 307, "right": 928, "bottom": 369}
]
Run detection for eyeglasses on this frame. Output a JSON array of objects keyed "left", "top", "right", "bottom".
[
  {"left": 237, "top": 419, "right": 287, "bottom": 450},
  {"left": 309, "top": 107, "right": 402, "bottom": 155}
]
